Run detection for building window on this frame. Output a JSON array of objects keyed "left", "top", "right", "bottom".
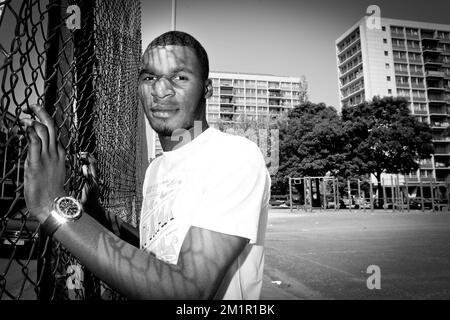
[
  {"left": 406, "top": 28, "right": 419, "bottom": 36},
  {"left": 383, "top": 38, "right": 387, "bottom": 44},
  {"left": 388, "top": 89, "right": 392, "bottom": 94},
  {"left": 387, "top": 76, "right": 391, "bottom": 81},
  {"left": 382, "top": 26, "right": 386, "bottom": 31},
  {"left": 384, "top": 51, "right": 388, "bottom": 56},
  {"left": 385, "top": 63, "right": 390, "bottom": 69}
]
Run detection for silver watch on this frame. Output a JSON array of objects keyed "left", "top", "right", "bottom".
[{"left": 41, "top": 196, "right": 83, "bottom": 236}]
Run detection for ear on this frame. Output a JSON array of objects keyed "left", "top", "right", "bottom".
[{"left": 204, "top": 79, "right": 213, "bottom": 99}]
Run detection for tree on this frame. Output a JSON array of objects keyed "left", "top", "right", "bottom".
[
  {"left": 342, "top": 96, "right": 434, "bottom": 206},
  {"left": 272, "top": 102, "right": 347, "bottom": 203}
]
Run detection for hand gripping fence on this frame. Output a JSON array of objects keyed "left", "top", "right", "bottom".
[{"left": 0, "top": 0, "right": 148, "bottom": 299}]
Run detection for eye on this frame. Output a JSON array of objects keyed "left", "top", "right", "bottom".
[
  {"left": 174, "top": 75, "right": 188, "bottom": 81},
  {"left": 140, "top": 74, "right": 156, "bottom": 82}
]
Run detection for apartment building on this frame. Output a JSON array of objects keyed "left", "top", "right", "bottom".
[
  {"left": 336, "top": 17, "right": 450, "bottom": 183},
  {"left": 206, "top": 71, "right": 303, "bottom": 127}
]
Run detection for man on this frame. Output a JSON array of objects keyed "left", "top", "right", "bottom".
[{"left": 22, "top": 31, "right": 270, "bottom": 300}]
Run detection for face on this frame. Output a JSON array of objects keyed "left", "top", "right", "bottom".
[{"left": 138, "top": 45, "right": 212, "bottom": 136}]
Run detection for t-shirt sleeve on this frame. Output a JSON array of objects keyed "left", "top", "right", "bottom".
[{"left": 191, "top": 141, "right": 270, "bottom": 244}]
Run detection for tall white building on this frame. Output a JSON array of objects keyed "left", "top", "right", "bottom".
[
  {"left": 336, "top": 17, "right": 450, "bottom": 183},
  {"left": 147, "top": 71, "right": 305, "bottom": 160},
  {"left": 207, "top": 71, "right": 303, "bottom": 127}
]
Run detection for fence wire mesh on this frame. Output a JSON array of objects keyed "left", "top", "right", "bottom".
[{"left": 0, "top": 0, "right": 147, "bottom": 300}]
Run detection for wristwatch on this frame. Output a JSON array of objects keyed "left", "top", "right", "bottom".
[{"left": 40, "top": 196, "right": 83, "bottom": 237}]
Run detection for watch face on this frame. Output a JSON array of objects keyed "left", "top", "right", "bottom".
[{"left": 56, "top": 197, "right": 82, "bottom": 221}]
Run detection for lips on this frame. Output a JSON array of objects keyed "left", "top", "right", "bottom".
[{"left": 150, "top": 108, "right": 179, "bottom": 119}]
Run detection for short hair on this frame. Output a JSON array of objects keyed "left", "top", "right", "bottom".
[{"left": 147, "top": 31, "right": 209, "bottom": 81}]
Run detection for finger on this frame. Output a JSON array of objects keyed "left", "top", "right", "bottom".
[
  {"left": 21, "top": 118, "right": 47, "bottom": 154},
  {"left": 21, "top": 116, "right": 49, "bottom": 156},
  {"left": 87, "top": 154, "right": 98, "bottom": 180},
  {"left": 27, "top": 104, "right": 57, "bottom": 154},
  {"left": 25, "top": 126, "right": 42, "bottom": 164},
  {"left": 79, "top": 152, "right": 98, "bottom": 180},
  {"left": 82, "top": 164, "right": 89, "bottom": 178},
  {"left": 30, "top": 121, "right": 50, "bottom": 155}
]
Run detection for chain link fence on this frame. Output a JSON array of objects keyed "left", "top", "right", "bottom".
[{"left": 0, "top": 0, "right": 147, "bottom": 299}]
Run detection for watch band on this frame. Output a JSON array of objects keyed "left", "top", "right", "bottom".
[{"left": 40, "top": 210, "right": 64, "bottom": 237}]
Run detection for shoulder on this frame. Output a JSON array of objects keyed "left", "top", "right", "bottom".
[
  {"left": 206, "top": 128, "right": 266, "bottom": 170},
  {"left": 208, "top": 128, "right": 263, "bottom": 159},
  {"left": 143, "top": 155, "right": 163, "bottom": 181}
]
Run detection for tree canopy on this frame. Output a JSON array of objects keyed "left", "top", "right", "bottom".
[
  {"left": 272, "top": 96, "right": 435, "bottom": 195},
  {"left": 341, "top": 96, "right": 434, "bottom": 183}
]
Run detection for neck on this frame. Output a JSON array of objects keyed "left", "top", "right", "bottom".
[{"left": 159, "top": 118, "right": 209, "bottom": 152}]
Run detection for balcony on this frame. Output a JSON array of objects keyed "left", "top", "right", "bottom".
[
  {"left": 220, "top": 90, "right": 234, "bottom": 96},
  {"left": 429, "top": 106, "right": 447, "bottom": 114},
  {"left": 428, "top": 94, "right": 446, "bottom": 103},
  {"left": 339, "top": 61, "right": 363, "bottom": 78},
  {"left": 409, "top": 70, "right": 424, "bottom": 76},
  {"left": 392, "top": 43, "right": 406, "bottom": 50},
  {"left": 409, "top": 58, "right": 423, "bottom": 64},
  {"left": 411, "top": 83, "right": 425, "bottom": 89},
  {"left": 426, "top": 70, "right": 445, "bottom": 78},
  {"left": 393, "top": 56, "right": 408, "bottom": 63},
  {"left": 422, "top": 46, "right": 444, "bottom": 53},
  {"left": 220, "top": 108, "right": 235, "bottom": 115},
  {"left": 341, "top": 72, "right": 364, "bottom": 89},
  {"left": 396, "top": 82, "right": 410, "bottom": 89},
  {"left": 431, "top": 122, "right": 450, "bottom": 129},
  {"left": 424, "top": 57, "right": 444, "bottom": 65},
  {"left": 391, "top": 31, "right": 405, "bottom": 39},
  {"left": 434, "top": 148, "right": 450, "bottom": 155},
  {"left": 220, "top": 82, "right": 233, "bottom": 88},
  {"left": 405, "top": 32, "right": 420, "bottom": 40},
  {"left": 413, "top": 109, "right": 428, "bottom": 115},
  {"left": 220, "top": 99, "right": 234, "bottom": 105},
  {"left": 427, "top": 86, "right": 445, "bottom": 92},
  {"left": 421, "top": 33, "right": 439, "bottom": 41},
  {"left": 407, "top": 45, "right": 421, "bottom": 52},
  {"left": 339, "top": 50, "right": 362, "bottom": 66},
  {"left": 394, "top": 69, "right": 409, "bottom": 75},
  {"left": 433, "top": 136, "right": 450, "bottom": 142}
]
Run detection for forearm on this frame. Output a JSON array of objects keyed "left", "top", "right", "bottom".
[
  {"left": 52, "top": 212, "right": 204, "bottom": 299},
  {"left": 85, "top": 203, "right": 140, "bottom": 248}
]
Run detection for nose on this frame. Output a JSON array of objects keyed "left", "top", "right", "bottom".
[{"left": 151, "top": 76, "right": 175, "bottom": 99}]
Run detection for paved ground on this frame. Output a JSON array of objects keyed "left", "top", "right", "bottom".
[
  {"left": 260, "top": 209, "right": 450, "bottom": 300},
  {"left": 2, "top": 209, "right": 450, "bottom": 300}
]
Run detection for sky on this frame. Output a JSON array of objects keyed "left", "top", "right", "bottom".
[{"left": 141, "top": 0, "right": 450, "bottom": 109}]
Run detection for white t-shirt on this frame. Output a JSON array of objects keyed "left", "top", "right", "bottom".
[{"left": 139, "top": 127, "right": 270, "bottom": 300}]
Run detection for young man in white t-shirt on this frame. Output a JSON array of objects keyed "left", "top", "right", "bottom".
[{"left": 21, "top": 31, "right": 270, "bottom": 299}]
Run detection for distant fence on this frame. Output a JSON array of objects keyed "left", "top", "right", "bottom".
[
  {"left": 286, "top": 176, "right": 450, "bottom": 213},
  {"left": 0, "top": 0, "right": 147, "bottom": 300}
]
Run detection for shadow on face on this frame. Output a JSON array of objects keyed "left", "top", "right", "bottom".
[{"left": 138, "top": 45, "right": 212, "bottom": 137}]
